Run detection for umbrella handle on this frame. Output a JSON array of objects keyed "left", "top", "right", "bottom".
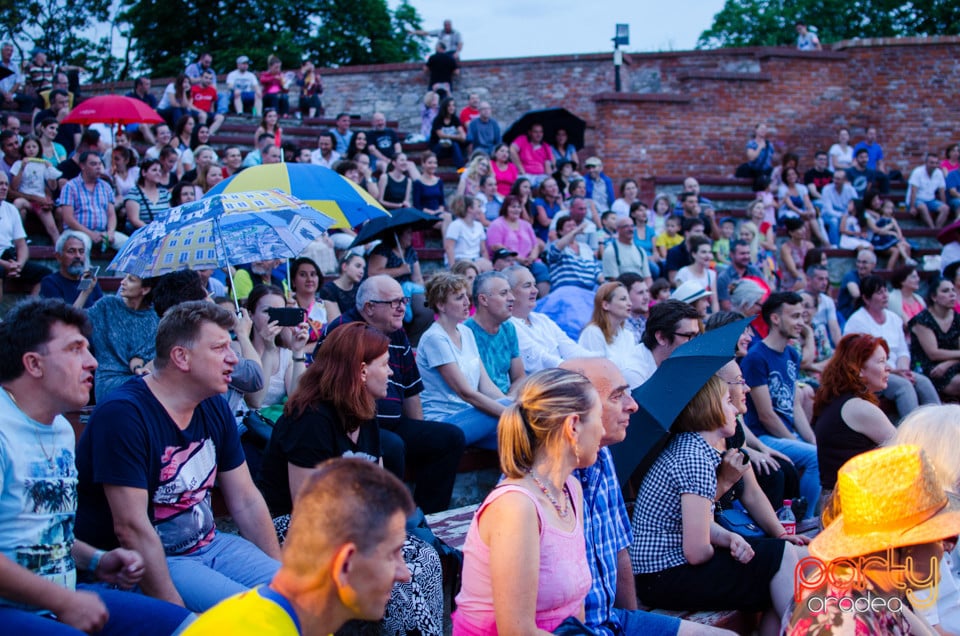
[{"left": 214, "top": 217, "right": 241, "bottom": 314}]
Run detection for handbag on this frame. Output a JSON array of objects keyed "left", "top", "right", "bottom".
[
  {"left": 715, "top": 500, "right": 767, "bottom": 539},
  {"left": 241, "top": 409, "right": 276, "bottom": 450},
  {"left": 552, "top": 616, "right": 599, "bottom": 635}
]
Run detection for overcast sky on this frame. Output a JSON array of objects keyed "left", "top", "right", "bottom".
[{"left": 397, "top": 0, "right": 728, "bottom": 59}]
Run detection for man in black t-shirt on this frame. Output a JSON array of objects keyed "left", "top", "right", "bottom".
[
  {"left": 424, "top": 42, "right": 457, "bottom": 97},
  {"left": 803, "top": 150, "right": 833, "bottom": 202},
  {"left": 367, "top": 112, "right": 401, "bottom": 167}
]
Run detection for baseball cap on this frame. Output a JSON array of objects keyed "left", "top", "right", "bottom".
[
  {"left": 492, "top": 248, "right": 518, "bottom": 263},
  {"left": 237, "top": 55, "right": 250, "bottom": 64}
]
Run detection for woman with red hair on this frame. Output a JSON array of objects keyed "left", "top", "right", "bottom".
[
  {"left": 812, "top": 333, "right": 897, "bottom": 505},
  {"left": 257, "top": 321, "right": 444, "bottom": 636}
]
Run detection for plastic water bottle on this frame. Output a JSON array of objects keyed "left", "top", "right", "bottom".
[{"left": 778, "top": 499, "right": 796, "bottom": 536}]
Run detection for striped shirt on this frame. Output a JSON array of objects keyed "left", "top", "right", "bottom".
[
  {"left": 58, "top": 176, "right": 114, "bottom": 232},
  {"left": 544, "top": 242, "right": 601, "bottom": 291}
]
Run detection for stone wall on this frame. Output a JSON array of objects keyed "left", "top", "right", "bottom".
[{"left": 89, "top": 36, "right": 960, "bottom": 191}]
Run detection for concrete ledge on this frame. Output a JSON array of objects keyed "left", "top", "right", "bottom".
[
  {"left": 592, "top": 92, "right": 692, "bottom": 104},
  {"left": 677, "top": 71, "right": 773, "bottom": 82}
]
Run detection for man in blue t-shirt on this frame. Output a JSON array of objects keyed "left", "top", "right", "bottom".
[
  {"left": 0, "top": 298, "right": 191, "bottom": 634},
  {"left": 75, "top": 301, "right": 282, "bottom": 612},
  {"left": 465, "top": 271, "right": 525, "bottom": 394},
  {"left": 741, "top": 292, "right": 820, "bottom": 518}
]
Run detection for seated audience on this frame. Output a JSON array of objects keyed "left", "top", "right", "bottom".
[
  {"left": 509, "top": 123, "right": 555, "bottom": 185},
  {"left": 377, "top": 153, "right": 413, "bottom": 211},
  {"left": 244, "top": 284, "right": 309, "bottom": 414},
  {"left": 843, "top": 275, "right": 941, "bottom": 419},
  {"left": 465, "top": 271, "right": 526, "bottom": 394},
  {"left": 578, "top": 282, "right": 647, "bottom": 389},
  {"left": 491, "top": 142, "right": 519, "bottom": 197},
  {"left": 445, "top": 194, "right": 489, "bottom": 266},
  {"left": 888, "top": 264, "right": 926, "bottom": 323},
  {"left": 675, "top": 235, "right": 719, "bottom": 313},
  {"left": 0, "top": 171, "right": 50, "bottom": 298},
  {"left": 0, "top": 298, "right": 193, "bottom": 635},
  {"left": 506, "top": 265, "right": 593, "bottom": 373},
  {"left": 907, "top": 152, "right": 948, "bottom": 228},
  {"left": 259, "top": 56, "right": 290, "bottom": 116},
  {"left": 453, "top": 369, "right": 602, "bottom": 633},
  {"left": 734, "top": 122, "right": 774, "bottom": 183},
  {"left": 784, "top": 445, "right": 958, "bottom": 634},
  {"left": 59, "top": 151, "right": 129, "bottom": 255},
  {"left": 412, "top": 151, "right": 447, "bottom": 219},
  {"left": 289, "top": 257, "right": 325, "bottom": 345},
  {"left": 183, "top": 459, "right": 415, "bottom": 635},
  {"left": 429, "top": 96, "right": 466, "bottom": 169},
  {"left": 366, "top": 226, "right": 432, "bottom": 345},
  {"left": 544, "top": 214, "right": 603, "bottom": 291},
  {"left": 257, "top": 323, "right": 443, "bottom": 636},
  {"left": 319, "top": 252, "right": 365, "bottom": 323},
  {"left": 778, "top": 217, "right": 812, "bottom": 292},
  {"left": 417, "top": 272, "right": 506, "bottom": 449},
  {"left": 812, "top": 334, "right": 896, "bottom": 504},
  {"left": 742, "top": 292, "right": 821, "bottom": 518},
  {"left": 837, "top": 248, "right": 876, "bottom": 321},
  {"left": 671, "top": 279, "right": 713, "bottom": 319},
  {"left": 860, "top": 191, "right": 913, "bottom": 269},
  {"left": 317, "top": 275, "right": 465, "bottom": 514},
  {"left": 486, "top": 194, "right": 547, "bottom": 292},
  {"left": 39, "top": 231, "right": 103, "bottom": 309},
  {"left": 75, "top": 301, "right": 282, "bottom": 612},
  {"left": 123, "top": 158, "right": 171, "bottom": 233},
  {"left": 909, "top": 276, "right": 960, "bottom": 399},
  {"left": 887, "top": 405, "right": 960, "bottom": 635},
  {"left": 87, "top": 274, "right": 159, "bottom": 401},
  {"left": 631, "top": 375, "right": 798, "bottom": 626}
]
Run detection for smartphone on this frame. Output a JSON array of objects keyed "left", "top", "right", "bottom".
[
  {"left": 78, "top": 266, "right": 100, "bottom": 291},
  {"left": 267, "top": 306, "right": 306, "bottom": 327}
]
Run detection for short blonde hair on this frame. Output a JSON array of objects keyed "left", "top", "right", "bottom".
[
  {"left": 672, "top": 375, "right": 728, "bottom": 433},
  {"left": 499, "top": 368, "right": 598, "bottom": 478},
  {"left": 889, "top": 405, "right": 960, "bottom": 491},
  {"left": 424, "top": 271, "right": 468, "bottom": 312}
]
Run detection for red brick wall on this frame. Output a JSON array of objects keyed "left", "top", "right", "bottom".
[{"left": 89, "top": 36, "right": 960, "bottom": 195}]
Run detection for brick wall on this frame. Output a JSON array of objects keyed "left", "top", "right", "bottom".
[{"left": 89, "top": 36, "right": 960, "bottom": 194}]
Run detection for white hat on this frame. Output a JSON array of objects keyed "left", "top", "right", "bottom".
[{"left": 671, "top": 280, "right": 710, "bottom": 304}]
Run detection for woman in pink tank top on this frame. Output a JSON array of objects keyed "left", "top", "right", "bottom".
[{"left": 452, "top": 368, "right": 604, "bottom": 635}]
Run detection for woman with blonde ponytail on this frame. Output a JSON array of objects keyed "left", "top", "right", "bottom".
[{"left": 452, "top": 368, "right": 604, "bottom": 635}]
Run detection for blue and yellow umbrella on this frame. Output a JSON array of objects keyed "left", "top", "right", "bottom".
[{"left": 204, "top": 163, "right": 388, "bottom": 229}]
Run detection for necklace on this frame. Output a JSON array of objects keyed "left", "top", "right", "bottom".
[
  {"left": 4, "top": 387, "right": 56, "bottom": 467},
  {"left": 528, "top": 469, "right": 570, "bottom": 519}
]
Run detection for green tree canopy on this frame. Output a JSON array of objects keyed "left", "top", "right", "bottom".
[
  {"left": 697, "top": 0, "right": 960, "bottom": 49},
  {"left": 121, "top": 0, "right": 427, "bottom": 78},
  {"left": 0, "top": 0, "right": 116, "bottom": 81}
]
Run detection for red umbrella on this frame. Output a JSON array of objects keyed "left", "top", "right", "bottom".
[
  {"left": 62, "top": 94, "right": 165, "bottom": 127},
  {"left": 939, "top": 218, "right": 960, "bottom": 245},
  {"left": 62, "top": 94, "right": 165, "bottom": 149}
]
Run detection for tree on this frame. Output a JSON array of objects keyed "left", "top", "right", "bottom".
[
  {"left": 0, "top": 0, "right": 113, "bottom": 78},
  {"left": 697, "top": 0, "right": 960, "bottom": 49},
  {"left": 121, "top": 0, "right": 426, "bottom": 78}
]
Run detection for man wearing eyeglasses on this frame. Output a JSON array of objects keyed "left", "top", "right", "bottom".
[
  {"left": 635, "top": 300, "right": 701, "bottom": 386},
  {"left": 315, "top": 275, "right": 465, "bottom": 514}
]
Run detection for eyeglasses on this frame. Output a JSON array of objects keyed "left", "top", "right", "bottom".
[
  {"left": 673, "top": 331, "right": 700, "bottom": 341},
  {"left": 368, "top": 298, "right": 409, "bottom": 310},
  {"left": 724, "top": 378, "right": 748, "bottom": 387}
]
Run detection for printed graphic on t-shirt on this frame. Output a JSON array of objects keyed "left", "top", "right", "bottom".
[
  {"left": 18, "top": 447, "right": 77, "bottom": 586},
  {"left": 153, "top": 440, "right": 217, "bottom": 555}
]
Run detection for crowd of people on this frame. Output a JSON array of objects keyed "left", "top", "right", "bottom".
[{"left": 4, "top": 25, "right": 960, "bottom": 636}]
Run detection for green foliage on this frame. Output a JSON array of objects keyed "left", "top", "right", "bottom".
[
  {"left": 121, "top": 0, "right": 426, "bottom": 78},
  {"left": 698, "top": 0, "right": 960, "bottom": 49},
  {"left": 0, "top": 0, "right": 112, "bottom": 72}
]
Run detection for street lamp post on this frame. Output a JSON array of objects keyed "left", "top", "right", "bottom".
[{"left": 613, "top": 24, "right": 629, "bottom": 92}]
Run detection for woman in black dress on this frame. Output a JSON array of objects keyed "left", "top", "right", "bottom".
[{"left": 910, "top": 277, "right": 960, "bottom": 398}]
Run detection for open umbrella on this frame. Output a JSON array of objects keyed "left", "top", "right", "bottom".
[
  {"left": 349, "top": 208, "right": 439, "bottom": 249},
  {"left": 938, "top": 218, "right": 960, "bottom": 245},
  {"left": 610, "top": 316, "right": 753, "bottom": 492},
  {"left": 108, "top": 191, "right": 334, "bottom": 311},
  {"left": 61, "top": 94, "right": 165, "bottom": 147},
  {"left": 503, "top": 108, "right": 586, "bottom": 150},
  {"left": 205, "top": 163, "right": 388, "bottom": 230}
]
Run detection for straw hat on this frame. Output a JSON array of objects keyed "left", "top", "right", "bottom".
[
  {"left": 671, "top": 280, "right": 710, "bottom": 305},
  {"left": 811, "top": 445, "right": 960, "bottom": 562}
]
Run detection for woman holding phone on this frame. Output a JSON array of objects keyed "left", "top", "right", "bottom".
[{"left": 244, "top": 284, "right": 309, "bottom": 414}]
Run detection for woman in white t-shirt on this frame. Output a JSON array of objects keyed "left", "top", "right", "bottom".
[
  {"left": 828, "top": 127, "right": 853, "bottom": 171},
  {"left": 416, "top": 272, "right": 505, "bottom": 449},
  {"left": 445, "top": 194, "right": 489, "bottom": 266},
  {"left": 9, "top": 134, "right": 60, "bottom": 242},
  {"left": 577, "top": 281, "right": 647, "bottom": 389},
  {"left": 675, "top": 234, "right": 719, "bottom": 314}
]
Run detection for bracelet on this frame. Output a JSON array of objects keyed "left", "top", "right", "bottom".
[
  {"left": 88, "top": 549, "right": 106, "bottom": 573},
  {"left": 777, "top": 531, "right": 789, "bottom": 539},
  {"left": 292, "top": 356, "right": 306, "bottom": 363}
]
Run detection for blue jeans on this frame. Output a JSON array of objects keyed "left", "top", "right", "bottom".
[
  {"left": 821, "top": 210, "right": 842, "bottom": 247},
  {"left": 758, "top": 434, "right": 821, "bottom": 519},
  {"left": 166, "top": 531, "right": 279, "bottom": 612},
  {"left": 447, "top": 398, "right": 511, "bottom": 449},
  {"left": 612, "top": 607, "right": 681, "bottom": 636},
  {"left": 0, "top": 586, "right": 194, "bottom": 635}
]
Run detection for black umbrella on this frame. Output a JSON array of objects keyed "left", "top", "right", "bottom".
[
  {"left": 349, "top": 207, "right": 439, "bottom": 249},
  {"left": 0, "top": 66, "right": 13, "bottom": 82},
  {"left": 503, "top": 108, "right": 586, "bottom": 150},
  {"left": 610, "top": 316, "right": 753, "bottom": 493}
]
